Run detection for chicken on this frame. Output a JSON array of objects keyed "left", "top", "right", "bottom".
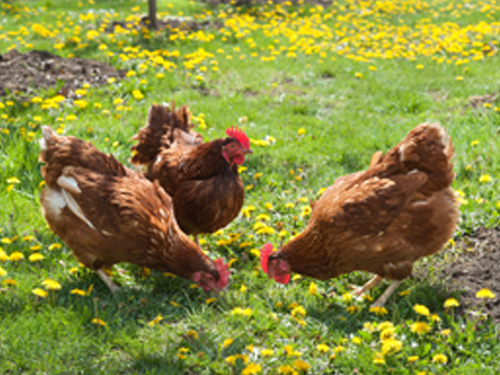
[
  {"left": 39, "top": 126, "right": 230, "bottom": 293},
  {"left": 130, "top": 101, "right": 252, "bottom": 243},
  {"left": 261, "top": 123, "right": 459, "bottom": 307}
]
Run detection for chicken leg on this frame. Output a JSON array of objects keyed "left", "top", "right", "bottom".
[
  {"left": 371, "top": 280, "right": 403, "bottom": 308},
  {"left": 352, "top": 275, "right": 383, "bottom": 297},
  {"left": 96, "top": 269, "right": 120, "bottom": 293}
]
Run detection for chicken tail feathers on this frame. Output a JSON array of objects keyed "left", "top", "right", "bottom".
[
  {"left": 39, "top": 126, "right": 128, "bottom": 187},
  {"left": 378, "top": 123, "right": 455, "bottom": 194},
  {"left": 130, "top": 100, "right": 202, "bottom": 165}
]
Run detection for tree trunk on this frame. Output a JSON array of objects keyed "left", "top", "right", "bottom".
[{"left": 148, "top": 0, "right": 158, "bottom": 30}]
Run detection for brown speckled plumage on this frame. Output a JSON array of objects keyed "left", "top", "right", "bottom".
[
  {"left": 131, "top": 101, "right": 246, "bottom": 236},
  {"left": 271, "top": 123, "right": 459, "bottom": 284},
  {"left": 39, "top": 126, "right": 218, "bottom": 284}
]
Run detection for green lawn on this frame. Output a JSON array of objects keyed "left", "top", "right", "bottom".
[{"left": 1, "top": 0, "right": 500, "bottom": 373}]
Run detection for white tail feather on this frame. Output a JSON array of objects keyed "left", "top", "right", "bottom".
[
  {"left": 57, "top": 175, "right": 82, "bottom": 195},
  {"left": 60, "top": 188, "right": 96, "bottom": 230}
]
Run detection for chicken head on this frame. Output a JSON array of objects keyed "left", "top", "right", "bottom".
[{"left": 260, "top": 243, "right": 290, "bottom": 284}]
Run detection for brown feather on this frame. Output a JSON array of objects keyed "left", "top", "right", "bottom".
[
  {"left": 130, "top": 102, "right": 246, "bottom": 236},
  {"left": 272, "top": 122, "right": 459, "bottom": 282},
  {"left": 39, "top": 126, "right": 218, "bottom": 283}
]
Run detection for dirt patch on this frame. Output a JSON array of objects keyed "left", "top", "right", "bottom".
[
  {"left": 467, "top": 93, "right": 498, "bottom": 109},
  {"left": 105, "top": 16, "right": 212, "bottom": 34},
  {"left": 0, "top": 49, "right": 124, "bottom": 98},
  {"left": 444, "top": 227, "right": 500, "bottom": 322}
]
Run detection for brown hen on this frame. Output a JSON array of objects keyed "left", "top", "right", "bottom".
[
  {"left": 39, "top": 126, "right": 229, "bottom": 293},
  {"left": 262, "top": 123, "right": 459, "bottom": 307},
  {"left": 130, "top": 101, "right": 252, "bottom": 243}
]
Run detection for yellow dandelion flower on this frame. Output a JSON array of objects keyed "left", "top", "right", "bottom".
[
  {"left": 342, "top": 292, "right": 353, "bottom": 302},
  {"left": 42, "top": 278, "right": 62, "bottom": 290},
  {"left": 278, "top": 365, "right": 298, "bottom": 375},
  {"left": 148, "top": 314, "right": 163, "bottom": 327},
  {"left": 432, "top": 354, "right": 448, "bottom": 364},
  {"left": 73, "top": 99, "right": 88, "bottom": 109},
  {"left": 225, "top": 355, "right": 236, "bottom": 365},
  {"left": 399, "top": 289, "right": 411, "bottom": 296},
  {"left": 334, "top": 345, "right": 345, "bottom": 353},
  {"left": 476, "top": 288, "right": 496, "bottom": 299},
  {"left": 352, "top": 336, "right": 362, "bottom": 345},
  {"left": 440, "top": 329, "right": 451, "bottom": 336},
  {"left": 413, "top": 304, "right": 430, "bottom": 316},
  {"left": 309, "top": 281, "right": 318, "bottom": 295},
  {"left": 479, "top": 174, "right": 492, "bottom": 183},
  {"left": 241, "top": 205, "right": 256, "bottom": 218},
  {"left": 92, "top": 318, "right": 107, "bottom": 326},
  {"left": 260, "top": 348, "right": 274, "bottom": 357},
  {"left": 0, "top": 249, "right": 7, "bottom": 262},
  {"left": 430, "top": 313, "right": 441, "bottom": 322},
  {"left": 297, "top": 128, "right": 306, "bottom": 135},
  {"left": 222, "top": 338, "right": 233, "bottom": 348},
  {"left": 2, "top": 278, "right": 17, "bottom": 286},
  {"left": 71, "top": 289, "right": 87, "bottom": 296},
  {"left": 132, "top": 89, "right": 144, "bottom": 100},
  {"left": 354, "top": 72, "right": 363, "bottom": 79},
  {"left": 242, "top": 363, "right": 261, "bottom": 375},
  {"left": 29, "top": 253, "right": 44, "bottom": 262},
  {"left": 32, "top": 288, "right": 48, "bottom": 298},
  {"left": 255, "top": 214, "right": 270, "bottom": 221},
  {"left": 291, "top": 305, "right": 306, "bottom": 318},
  {"left": 293, "top": 359, "right": 310, "bottom": 371},
  {"left": 410, "top": 322, "right": 431, "bottom": 335},
  {"left": 369, "top": 306, "right": 388, "bottom": 316},
  {"left": 8, "top": 251, "right": 24, "bottom": 262},
  {"left": 380, "top": 328, "right": 395, "bottom": 341},
  {"left": 316, "top": 344, "right": 330, "bottom": 352},
  {"left": 408, "top": 355, "right": 419, "bottom": 363},
  {"left": 381, "top": 338, "right": 402, "bottom": 355},
  {"left": 0, "top": 266, "right": 7, "bottom": 277},
  {"left": 373, "top": 352, "right": 385, "bottom": 364}
]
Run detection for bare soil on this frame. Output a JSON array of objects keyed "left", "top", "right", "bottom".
[
  {"left": 444, "top": 227, "right": 500, "bottom": 322},
  {"left": 0, "top": 49, "right": 124, "bottom": 98}
]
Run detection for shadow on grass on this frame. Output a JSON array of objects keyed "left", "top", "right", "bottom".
[{"left": 306, "top": 275, "right": 454, "bottom": 336}]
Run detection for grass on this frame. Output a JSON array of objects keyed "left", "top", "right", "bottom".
[{"left": 1, "top": 0, "right": 500, "bottom": 373}]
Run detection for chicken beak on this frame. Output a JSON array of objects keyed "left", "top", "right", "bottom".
[
  {"left": 202, "top": 278, "right": 221, "bottom": 293},
  {"left": 244, "top": 148, "right": 253, "bottom": 155}
]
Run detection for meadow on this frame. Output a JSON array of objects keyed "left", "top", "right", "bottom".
[{"left": 1, "top": 0, "right": 500, "bottom": 373}]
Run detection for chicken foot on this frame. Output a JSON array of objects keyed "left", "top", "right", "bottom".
[
  {"left": 371, "top": 280, "right": 403, "bottom": 308},
  {"left": 96, "top": 269, "right": 120, "bottom": 293},
  {"left": 352, "top": 275, "right": 383, "bottom": 297}
]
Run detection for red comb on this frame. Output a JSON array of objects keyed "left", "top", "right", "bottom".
[
  {"left": 226, "top": 127, "right": 250, "bottom": 149},
  {"left": 260, "top": 243, "right": 273, "bottom": 274},
  {"left": 214, "top": 258, "right": 230, "bottom": 290}
]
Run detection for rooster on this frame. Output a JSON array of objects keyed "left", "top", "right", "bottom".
[
  {"left": 39, "top": 126, "right": 230, "bottom": 293},
  {"left": 261, "top": 123, "right": 459, "bottom": 307},
  {"left": 130, "top": 101, "right": 252, "bottom": 243}
]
